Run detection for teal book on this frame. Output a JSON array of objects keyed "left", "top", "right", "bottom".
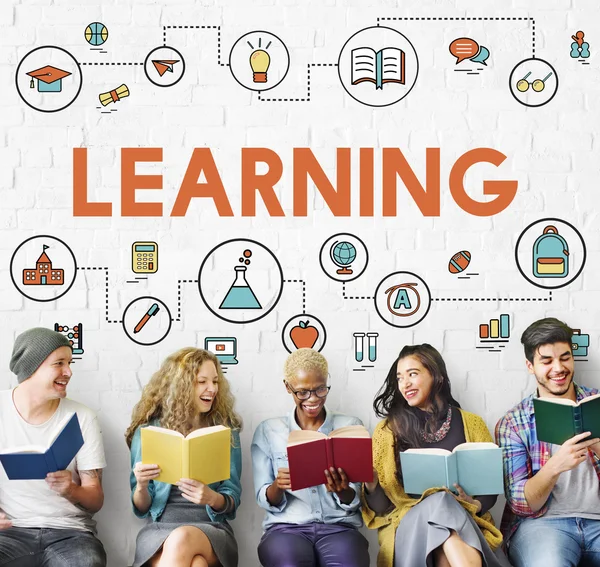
[
  {"left": 0, "top": 413, "right": 83, "bottom": 480},
  {"left": 533, "top": 393, "right": 600, "bottom": 445},
  {"left": 351, "top": 46, "right": 405, "bottom": 90},
  {"left": 400, "top": 442, "right": 503, "bottom": 496}
]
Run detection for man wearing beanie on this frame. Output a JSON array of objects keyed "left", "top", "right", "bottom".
[{"left": 0, "top": 328, "right": 107, "bottom": 567}]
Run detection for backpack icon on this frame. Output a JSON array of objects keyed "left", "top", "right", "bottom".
[{"left": 532, "top": 225, "right": 569, "bottom": 278}]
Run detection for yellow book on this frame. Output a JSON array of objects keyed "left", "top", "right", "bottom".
[{"left": 141, "top": 424, "right": 230, "bottom": 485}]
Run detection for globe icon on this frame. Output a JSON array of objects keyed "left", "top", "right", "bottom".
[{"left": 331, "top": 241, "right": 357, "bottom": 275}]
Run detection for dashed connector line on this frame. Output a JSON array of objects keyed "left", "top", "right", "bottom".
[
  {"left": 77, "top": 267, "right": 122, "bottom": 324},
  {"left": 376, "top": 16, "right": 536, "bottom": 59},
  {"left": 258, "top": 63, "right": 338, "bottom": 102},
  {"left": 163, "top": 25, "right": 229, "bottom": 66},
  {"left": 284, "top": 279, "right": 306, "bottom": 314},
  {"left": 342, "top": 282, "right": 374, "bottom": 301},
  {"left": 174, "top": 279, "right": 199, "bottom": 322},
  {"left": 433, "top": 291, "right": 552, "bottom": 302},
  {"left": 79, "top": 62, "right": 143, "bottom": 66}
]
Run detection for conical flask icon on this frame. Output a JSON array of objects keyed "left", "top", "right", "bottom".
[{"left": 219, "top": 266, "right": 262, "bottom": 309}]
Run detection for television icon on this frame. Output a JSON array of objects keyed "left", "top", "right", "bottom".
[{"left": 204, "top": 337, "right": 238, "bottom": 365}]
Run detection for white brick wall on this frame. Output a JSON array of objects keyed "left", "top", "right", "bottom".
[{"left": 2, "top": 1, "right": 600, "bottom": 565}]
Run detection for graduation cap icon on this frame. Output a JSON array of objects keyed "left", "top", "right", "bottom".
[
  {"left": 26, "top": 65, "right": 72, "bottom": 92},
  {"left": 152, "top": 60, "right": 180, "bottom": 77}
]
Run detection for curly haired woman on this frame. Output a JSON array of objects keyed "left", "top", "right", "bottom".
[{"left": 125, "top": 348, "right": 242, "bottom": 567}]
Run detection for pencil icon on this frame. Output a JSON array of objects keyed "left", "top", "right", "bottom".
[{"left": 134, "top": 303, "right": 160, "bottom": 334}]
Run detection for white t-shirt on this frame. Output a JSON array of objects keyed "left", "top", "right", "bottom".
[{"left": 0, "top": 390, "right": 107, "bottom": 532}]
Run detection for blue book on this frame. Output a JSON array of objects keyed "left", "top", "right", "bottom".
[
  {"left": 0, "top": 413, "right": 84, "bottom": 480},
  {"left": 400, "top": 442, "right": 504, "bottom": 496}
]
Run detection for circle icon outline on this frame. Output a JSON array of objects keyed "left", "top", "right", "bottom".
[
  {"left": 122, "top": 296, "right": 173, "bottom": 346},
  {"left": 319, "top": 233, "right": 369, "bottom": 283},
  {"left": 281, "top": 314, "right": 327, "bottom": 353},
  {"left": 144, "top": 45, "right": 186, "bottom": 88},
  {"left": 514, "top": 217, "right": 586, "bottom": 290},
  {"left": 337, "top": 25, "right": 419, "bottom": 108},
  {"left": 198, "top": 238, "right": 284, "bottom": 325},
  {"left": 228, "top": 30, "right": 290, "bottom": 92},
  {"left": 373, "top": 271, "right": 432, "bottom": 328},
  {"left": 10, "top": 235, "right": 78, "bottom": 302},
  {"left": 508, "top": 57, "right": 559, "bottom": 108},
  {"left": 15, "top": 45, "right": 83, "bottom": 113}
]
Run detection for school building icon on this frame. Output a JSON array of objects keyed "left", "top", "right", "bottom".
[{"left": 23, "top": 245, "right": 64, "bottom": 285}]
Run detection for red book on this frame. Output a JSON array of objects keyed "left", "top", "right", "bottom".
[{"left": 287, "top": 425, "right": 373, "bottom": 491}]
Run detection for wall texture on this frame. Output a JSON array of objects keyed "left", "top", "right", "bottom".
[{"left": 2, "top": 0, "right": 599, "bottom": 565}]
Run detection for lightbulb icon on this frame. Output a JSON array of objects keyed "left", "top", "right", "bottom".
[{"left": 250, "top": 49, "right": 270, "bottom": 83}]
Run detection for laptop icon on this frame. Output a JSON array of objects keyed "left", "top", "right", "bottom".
[{"left": 204, "top": 337, "right": 238, "bottom": 365}]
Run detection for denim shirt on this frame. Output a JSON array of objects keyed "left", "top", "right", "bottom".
[
  {"left": 129, "top": 421, "right": 242, "bottom": 523},
  {"left": 251, "top": 407, "right": 364, "bottom": 530}
]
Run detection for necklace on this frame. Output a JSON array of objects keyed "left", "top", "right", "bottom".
[{"left": 421, "top": 406, "right": 452, "bottom": 443}]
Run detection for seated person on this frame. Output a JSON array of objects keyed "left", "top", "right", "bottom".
[
  {"left": 0, "top": 327, "right": 107, "bottom": 567},
  {"left": 496, "top": 317, "right": 600, "bottom": 567},
  {"left": 126, "top": 347, "right": 242, "bottom": 567},
  {"left": 251, "top": 348, "right": 370, "bottom": 567},
  {"left": 362, "top": 343, "right": 510, "bottom": 567}
]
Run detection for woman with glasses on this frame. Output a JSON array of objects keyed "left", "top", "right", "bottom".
[
  {"left": 362, "top": 344, "right": 510, "bottom": 567},
  {"left": 251, "top": 348, "right": 370, "bottom": 567}
]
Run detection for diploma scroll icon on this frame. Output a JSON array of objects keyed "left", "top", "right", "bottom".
[{"left": 134, "top": 302, "right": 160, "bottom": 334}]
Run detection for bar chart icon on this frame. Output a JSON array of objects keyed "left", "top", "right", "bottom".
[{"left": 478, "top": 314, "right": 510, "bottom": 352}]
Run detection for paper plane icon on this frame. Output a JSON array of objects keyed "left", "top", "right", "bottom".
[{"left": 152, "top": 60, "right": 180, "bottom": 77}]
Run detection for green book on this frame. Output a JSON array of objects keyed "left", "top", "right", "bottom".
[{"left": 533, "top": 394, "right": 600, "bottom": 445}]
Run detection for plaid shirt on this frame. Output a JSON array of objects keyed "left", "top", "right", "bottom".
[{"left": 495, "top": 384, "right": 600, "bottom": 545}]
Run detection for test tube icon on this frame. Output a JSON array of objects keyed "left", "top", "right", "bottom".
[
  {"left": 367, "top": 332, "right": 379, "bottom": 362},
  {"left": 353, "top": 333, "right": 365, "bottom": 362}
]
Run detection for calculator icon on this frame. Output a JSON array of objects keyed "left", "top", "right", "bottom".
[{"left": 132, "top": 242, "right": 158, "bottom": 274}]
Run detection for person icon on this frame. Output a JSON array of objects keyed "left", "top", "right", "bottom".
[{"left": 570, "top": 31, "right": 590, "bottom": 59}]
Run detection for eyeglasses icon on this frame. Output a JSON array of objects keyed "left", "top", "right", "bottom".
[{"left": 516, "top": 71, "right": 553, "bottom": 93}]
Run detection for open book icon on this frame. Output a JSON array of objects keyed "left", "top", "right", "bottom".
[
  {"left": 351, "top": 46, "right": 406, "bottom": 90},
  {"left": 0, "top": 413, "right": 84, "bottom": 480}
]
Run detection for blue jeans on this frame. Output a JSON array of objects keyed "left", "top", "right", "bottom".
[
  {"left": 0, "top": 527, "right": 106, "bottom": 567},
  {"left": 509, "top": 516, "right": 600, "bottom": 567}
]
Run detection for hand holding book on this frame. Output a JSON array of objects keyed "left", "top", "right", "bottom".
[
  {"left": 133, "top": 462, "right": 161, "bottom": 490},
  {"left": 45, "top": 470, "right": 75, "bottom": 497},
  {"left": 546, "top": 431, "right": 599, "bottom": 476},
  {"left": 453, "top": 483, "right": 482, "bottom": 513}
]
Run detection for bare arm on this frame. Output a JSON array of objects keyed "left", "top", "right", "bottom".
[{"left": 52, "top": 469, "right": 104, "bottom": 513}]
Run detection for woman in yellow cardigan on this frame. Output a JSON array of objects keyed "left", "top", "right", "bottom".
[{"left": 362, "top": 344, "right": 510, "bottom": 567}]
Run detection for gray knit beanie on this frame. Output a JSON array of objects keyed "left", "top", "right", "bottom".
[{"left": 10, "top": 328, "right": 73, "bottom": 383}]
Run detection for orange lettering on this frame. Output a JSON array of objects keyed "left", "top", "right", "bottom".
[
  {"left": 73, "top": 148, "right": 111, "bottom": 216},
  {"left": 121, "top": 148, "right": 163, "bottom": 216},
  {"left": 241, "top": 148, "right": 284, "bottom": 216}
]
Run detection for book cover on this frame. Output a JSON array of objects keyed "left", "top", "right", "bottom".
[
  {"left": 287, "top": 425, "right": 373, "bottom": 491},
  {"left": 400, "top": 442, "right": 503, "bottom": 496},
  {"left": 141, "top": 424, "right": 231, "bottom": 485},
  {"left": 0, "top": 413, "right": 84, "bottom": 480},
  {"left": 351, "top": 46, "right": 406, "bottom": 89},
  {"left": 533, "top": 394, "right": 600, "bottom": 445}
]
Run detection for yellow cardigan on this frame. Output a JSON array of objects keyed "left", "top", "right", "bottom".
[{"left": 361, "top": 409, "right": 503, "bottom": 567}]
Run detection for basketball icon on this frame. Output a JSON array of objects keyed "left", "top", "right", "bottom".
[
  {"left": 448, "top": 250, "right": 471, "bottom": 274},
  {"left": 85, "top": 22, "right": 108, "bottom": 46}
]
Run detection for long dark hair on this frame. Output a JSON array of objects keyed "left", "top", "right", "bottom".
[{"left": 373, "top": 344, "right": 461, "bottom": 459}]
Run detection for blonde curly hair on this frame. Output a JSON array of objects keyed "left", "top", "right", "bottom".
[
  {"left": 284, "top": 348, "right": 328, "bottom": 383},
  {"left": 125, "top": 347, "right": 242, "bottom": 447}
]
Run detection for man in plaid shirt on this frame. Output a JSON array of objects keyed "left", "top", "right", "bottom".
[{"left": 495, "top": 317, "right": 600, "bottom": 567}]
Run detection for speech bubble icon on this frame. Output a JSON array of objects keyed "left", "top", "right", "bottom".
[
  {"left": 449, "top": 37, "right": 479, "bottom": 64},
  {"left": 470, "top": 45, "right": 490, "bottom": 66}
]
